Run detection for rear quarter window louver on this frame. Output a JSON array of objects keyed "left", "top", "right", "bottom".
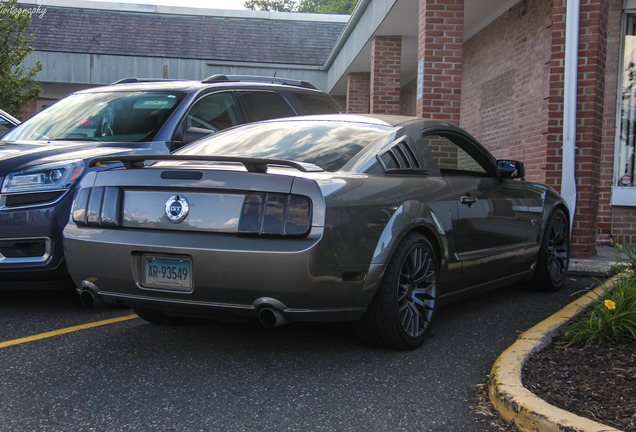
[{"left": 378, "top": 141, "right": 426, "bottom": 174}]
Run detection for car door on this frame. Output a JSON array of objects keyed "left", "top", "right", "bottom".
[{"left": 423, "top": 131, "right": 535, "bottom": 289}]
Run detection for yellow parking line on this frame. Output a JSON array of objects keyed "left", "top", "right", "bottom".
[{"left": 0, "top": 314, "right": 138, "bottom": 349}]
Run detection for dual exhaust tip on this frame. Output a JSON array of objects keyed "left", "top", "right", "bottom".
[{"left": 78, "top": 280, "right": 289, "bottom": 328}]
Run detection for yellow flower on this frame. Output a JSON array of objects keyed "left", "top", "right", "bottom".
[
  {"left": 610, "top": 238, "right": 623, "bottom": 250},
  {"left": 604, "top": 300, "right": 616, "bottom": 310}
]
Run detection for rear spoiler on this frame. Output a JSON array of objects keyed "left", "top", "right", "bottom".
[{"left": 89, "top": 155, "right": 324, "bottom": 174}]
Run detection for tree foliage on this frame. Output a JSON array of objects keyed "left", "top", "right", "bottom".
[
  {"left": 0, "top": 0, "right": 42, "bottom": 119},
  {"left": 244, "top": 0, "right": 357, "bottom": 14}
]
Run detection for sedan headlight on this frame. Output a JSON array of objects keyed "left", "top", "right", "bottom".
[{"left": 1, "top": 161, "right": 85, "bottom": 193}]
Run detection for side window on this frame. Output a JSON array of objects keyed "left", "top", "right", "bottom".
[
  {"left": 424, "top": 134, "right": 489, "bottom": 177},
  {"left": 180, "top": 92, "right": 240, "bottom": 134},
  {"left": 237, "top": 91, "right": 296, "bottom": 122},
  {"left": 0, "top": 118, "right": 15, "bottom": 137},
  {"left": 294, "top": 92, "right": 341, "bottom": 114}
]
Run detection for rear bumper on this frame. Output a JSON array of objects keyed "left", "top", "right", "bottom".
[{"left": 63, "top": 224, "right": 372, "bottom": 322}]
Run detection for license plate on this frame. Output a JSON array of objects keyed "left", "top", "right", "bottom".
[{"left": 143, "top": 256, "right": 192, "bottom": 291}]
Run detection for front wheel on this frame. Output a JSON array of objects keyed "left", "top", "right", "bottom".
[
  {"left": 354, "top": 233, "right": 438, "bottom": 350},
  {"left": 532, "top": 208, "right": 570, "bottom": 291}
]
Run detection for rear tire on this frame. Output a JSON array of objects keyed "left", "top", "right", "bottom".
[
  {"left": 532, "top": 208, "right": 570, "bottom": 291},
  {"left": 355, "top": 233, "right": 438, "bottom": 350}
]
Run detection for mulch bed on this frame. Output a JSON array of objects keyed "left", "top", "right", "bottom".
[{"left": 522, "top": 339, "right": 636, "bottom": 431}]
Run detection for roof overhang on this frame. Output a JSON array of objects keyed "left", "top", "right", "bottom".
[{"left": 326, "top": 0, "right": 521, "bottom": 94}]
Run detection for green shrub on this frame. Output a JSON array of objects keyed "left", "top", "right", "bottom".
[{"left": 562, "top": 242, "right": 636, "bottom": 345}]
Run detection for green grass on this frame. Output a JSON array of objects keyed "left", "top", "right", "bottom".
[{"left": 562, "top": 242, "right": 636, "bottom": 345}]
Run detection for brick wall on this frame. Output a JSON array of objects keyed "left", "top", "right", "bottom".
[
  {"left": 346, "top": 72, "right": 370, "bottom": 114},
  {"left": 370, "top": 36, "right": 402, "bottom": 114},
  {"left": 611, "top": 207, "right": 636, "bottom": 244},
  {"left": 400, "top": 78, "right": 417, "bottom": 116},
  {"left": 461, "top": 0, "right": 622, "bottom": 256},
  {"left": 461, "top": 0, "right": 551, "bottom": 180}
]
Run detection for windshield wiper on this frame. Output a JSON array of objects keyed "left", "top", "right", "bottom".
[{"left": 53, "top": 137, "right": 100, "bottom": 142}]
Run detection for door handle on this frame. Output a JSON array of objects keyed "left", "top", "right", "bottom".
[{"left": 460, "top": 195, "right": 478, "bottom": 207}]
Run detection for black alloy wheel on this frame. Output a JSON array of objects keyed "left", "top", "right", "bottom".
[
  {"left": 355, "top": 233, "right": 438, "bottom": 350},
  {"left": 533, "top": 208, "right": 570, "bottom": 291}
]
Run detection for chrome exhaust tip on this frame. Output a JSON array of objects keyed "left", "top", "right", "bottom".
[
  {"left": 77, "top": 280, "right": 104, "bottom": 308},
  {"left": 258, "top": 307, "right": 288, "bottom": 328}
]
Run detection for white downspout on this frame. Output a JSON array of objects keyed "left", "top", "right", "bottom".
[{"left": 562, "top": 0, "right": 579, "bottom": 230}]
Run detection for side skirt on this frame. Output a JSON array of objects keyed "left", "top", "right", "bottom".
[{"left": 437, "top": 269, "right": 535, "bottom": 306}]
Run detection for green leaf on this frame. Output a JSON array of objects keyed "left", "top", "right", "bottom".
[{"left": 0, "top": 0, "right": 42, "bottom": 119}]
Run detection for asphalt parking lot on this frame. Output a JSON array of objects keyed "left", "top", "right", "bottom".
[{"left": 0, "top": 276, "right": 595, "bottom": 432}]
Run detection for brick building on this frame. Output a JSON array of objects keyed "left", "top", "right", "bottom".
[
  {"left": 18, "top": 0, "right": 636, "bottom": 257},
  {"left": 329, "top": 0, "right": 635, "bottom": 258}
]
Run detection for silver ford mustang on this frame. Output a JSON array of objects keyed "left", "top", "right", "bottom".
[{"left": 63, "top": 114, "right": 570, "bottom": 349}]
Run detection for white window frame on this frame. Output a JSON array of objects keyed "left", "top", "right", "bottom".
[{"left": 613, "top": 8, "right": 636, "bottom": 206}]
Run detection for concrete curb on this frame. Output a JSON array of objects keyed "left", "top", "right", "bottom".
[{"left": 488, "top": 277, "right": 623, "bottom": 432}]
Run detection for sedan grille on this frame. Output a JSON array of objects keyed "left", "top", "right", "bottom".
[{"left": 3, "top": 191, "right": 66, "bottom": 207}]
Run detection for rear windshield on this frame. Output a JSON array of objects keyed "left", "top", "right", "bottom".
[
  {"left": 4, "top": 91, "right": 185, "bottom": 143},
  {"left": 177, "top": 120, "right": 392, "bottom": 172}
]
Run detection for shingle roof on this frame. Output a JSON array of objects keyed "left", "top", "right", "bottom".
[{"left": 27, "top": 6, "right": 346, "bottom": 66}]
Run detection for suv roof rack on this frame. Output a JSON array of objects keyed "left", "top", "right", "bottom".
[
  {"left": 111, "top": 78, "right": 185, "bottom": 85},
  {"left": 201, "top": 74, "right": 317, "bottom": 90}
]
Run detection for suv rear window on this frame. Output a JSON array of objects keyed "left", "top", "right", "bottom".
[
  {"left": 294, "top": 92, "right": 341, "bottom": 114},
  {"left": 237, "top": 91, "right": 296, "bottom": 122}
]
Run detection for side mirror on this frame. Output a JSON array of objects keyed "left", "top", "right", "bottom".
[
  {"left": 172, "top": 127, "right": 215, "bottom": 150},
  {"left": 497, "top": 159, "right": 525, "bottom": 179}
]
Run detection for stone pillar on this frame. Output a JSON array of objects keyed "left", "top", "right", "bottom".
[{"left": 370, "top": 36, "right": 402, "bottom": 114}]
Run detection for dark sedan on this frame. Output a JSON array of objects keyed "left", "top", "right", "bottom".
[{"left": 63, "top": 115, "right": 570, "bottom": 349}]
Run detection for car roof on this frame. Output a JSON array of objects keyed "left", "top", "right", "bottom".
[{"left": 263, "top": 113, "right": 452, "bottom": 129}]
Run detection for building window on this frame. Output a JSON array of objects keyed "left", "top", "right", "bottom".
[{"left": 615, "top": 15, "right": 636, "bottom": 205}]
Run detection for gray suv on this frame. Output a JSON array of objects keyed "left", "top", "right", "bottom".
[{"left": 0, "top": 75, "right": 341, "bottom": 287}]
